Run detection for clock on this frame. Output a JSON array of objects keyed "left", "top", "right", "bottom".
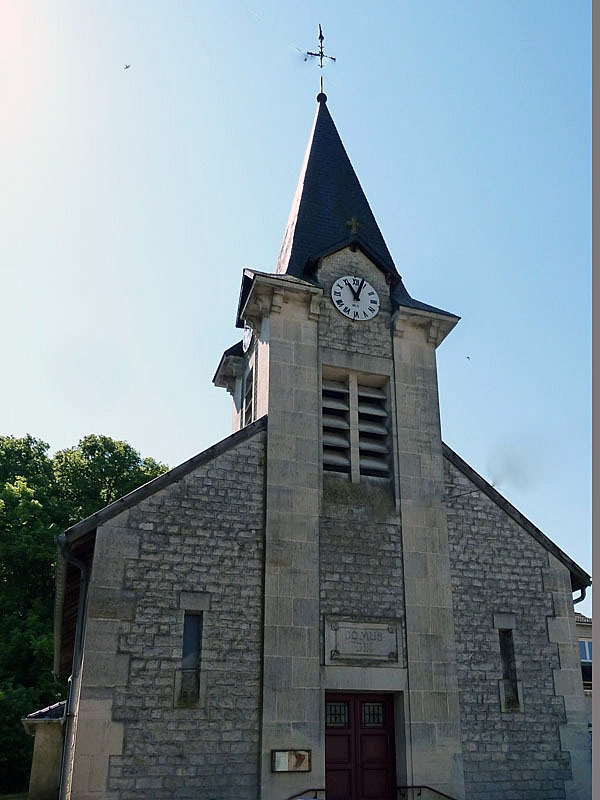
[
  {"left": 330, "top": 275, "right": 380, "bottom": 320},
  {"left": 242, "top": 324, "right": 253, "bottom": 352}
]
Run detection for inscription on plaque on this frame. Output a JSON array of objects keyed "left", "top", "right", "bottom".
[{"left": 325, "top": 618, "right": 399, "bottom": 665}]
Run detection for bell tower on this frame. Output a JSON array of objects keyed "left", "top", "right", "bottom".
[{"left": 214, "top": 92, "right": 465, "bottom": 800}]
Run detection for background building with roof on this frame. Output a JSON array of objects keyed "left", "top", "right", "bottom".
[
  {"left": 22, "top": 701, "right": 65, "bottom": 800},
  {"left": 574, "top": 613, "right": 592, "bottom": 739}
]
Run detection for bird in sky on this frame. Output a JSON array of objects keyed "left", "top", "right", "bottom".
[{"left": 124, "top": 64, "right": 131, "bottom": 69}]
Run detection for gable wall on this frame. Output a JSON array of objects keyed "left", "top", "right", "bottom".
[
  {"left": 444, "top": 456, "right": 589, "bottom": 799},
  {"left": 69, "top": 430, "right": 267, "bottom": 800}
]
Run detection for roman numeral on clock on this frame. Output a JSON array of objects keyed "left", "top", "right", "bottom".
[{"left": 330, "top": 275, "right": 380, "bottom": 321}]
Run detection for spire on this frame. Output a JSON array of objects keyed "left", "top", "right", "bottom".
[{"left": 275, "top": 95, "right": 399, "bottom": 280}]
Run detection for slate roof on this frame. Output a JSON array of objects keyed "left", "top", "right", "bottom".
[
  {"left": 274, "top": 93, "right": 457, "bottom": 320},
  {"left": 212, "top": 339, "right": 243, "bottom": 383},
  {"left": 390, "top": 277, "right": 459, "bottom": 319},
  {"left": 275, "top": 93, "right": 398, "bottom": 280},
  {"left": 22, "top": 700, "right": 66, "bottom": 736},
  {"left": 25, "top": 700, "right": 66, "bottom": 721}
]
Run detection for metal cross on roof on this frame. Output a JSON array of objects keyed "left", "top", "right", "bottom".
[
  {"left": 305, "top": 24, "right": 336, "bottom": 94},
  {"left": 346, "top": 216, "right": 361, "bottom": 236}
]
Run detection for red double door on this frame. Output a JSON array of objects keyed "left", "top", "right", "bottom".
[{"left": 325, "top": 692, "right": 397, "bottom": 800}]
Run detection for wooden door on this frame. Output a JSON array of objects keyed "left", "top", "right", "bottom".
[{"left": 325, "top": 692, "right": 397, "bottom": 800}]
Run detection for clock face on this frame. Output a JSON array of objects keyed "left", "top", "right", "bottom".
[
  {"left": 242, "top": 324, "right": 253, "bottom": 352},
  {"left": 330, "top": 275, "right": 380, "bottom": 320}
]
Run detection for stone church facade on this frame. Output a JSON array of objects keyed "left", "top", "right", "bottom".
[{"left": 52, "top": 93, "right": 591, "bottom": 800}]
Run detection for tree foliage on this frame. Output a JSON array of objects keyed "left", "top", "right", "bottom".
[
  {"left": 53, "top": 434, "right": 166, "bottom": 523},
  {"left": 0, "top": 433, "right": 167, "bottom": 792},
  {"left": 0, "top": 434, "right": 57, "bottom": 511}
]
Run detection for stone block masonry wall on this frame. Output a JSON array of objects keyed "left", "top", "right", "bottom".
[
  {"left": 75, "top": 430, "right": 267, "bottom": 800},
  {"left": 444, "top": 456, "right": 574, "bottom": 800},
  {"left": 391, "top": 319, "right": 465, "bottom": 799},
  {"left": 317, "top": 250, "right": 394, "bottom": 362},
  {"left": 259, "top": 294, "right": 323, "bottom": 799},
  {"left": 320, "top": 479, "right": 404, "bottom": 642}
]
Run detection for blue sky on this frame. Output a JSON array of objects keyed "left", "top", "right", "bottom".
[{"left": 1, "top": 1, "right": 591, "bottom": 612}]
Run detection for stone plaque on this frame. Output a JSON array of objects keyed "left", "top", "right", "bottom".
[{"left": 325, "top": 618, "right": 399, "bottom": 665}]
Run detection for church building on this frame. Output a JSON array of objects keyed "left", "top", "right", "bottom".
[{"left": 52, "top": 91, "right": 591, "bottom": 800}]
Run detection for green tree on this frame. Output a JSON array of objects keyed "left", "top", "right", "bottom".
[
  {"left": 0, "top": 478, "right": 56, "bottom": 688},
  {"left": 0, "top": 475, "right": 61, "bottom": 791},
  {"left": 0, "top": 433, "right": 168, "bottom": 792},
  {"left": 0, "top": 434, "right": 59, "bottom": 516},
  {"left": 53, "top": 434, "right": 167, "bottom": 523}
]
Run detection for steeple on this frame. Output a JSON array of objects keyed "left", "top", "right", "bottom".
[
  {"left": 275, "top": 94, "right": 399, "bottom": 280},
  {"left": 274, "top": 94, "right": 458, "bottom": 321}
]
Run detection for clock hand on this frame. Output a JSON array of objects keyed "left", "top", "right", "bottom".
[
  {"left": 355, "top": 278, "right": 366, "bottom": 300},
  {"left": 344, "top": 279, "right": 359, "bottom": 300}
]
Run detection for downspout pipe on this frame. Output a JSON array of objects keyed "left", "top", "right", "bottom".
[
  {"left": 56, "top": 532, "right": 90, "bottom": 800},
  {"left": 56, "top": 533, "right": 89, "bottom": 693}
]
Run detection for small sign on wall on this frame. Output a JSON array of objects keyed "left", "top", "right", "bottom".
[
  {"left": 325, "top": 617, "right": 400, "bottom": 665},
  {"left": 271, "top": 750, "right": 312, "bottom": 773}
]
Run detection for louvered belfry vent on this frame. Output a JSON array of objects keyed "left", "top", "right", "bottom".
[
  {"left": 322, "top": 378, "right": 351, "bottom": 473},
  {"left": 358, "top": 383, "right": 390, "bottom": 478},
  {"left": 322, "top": 368, "right": 391, "bottom": 481}
]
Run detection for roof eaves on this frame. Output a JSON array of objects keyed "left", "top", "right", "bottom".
[
  {"left": 443, "top": 442, "right": 591, "bottom": 591},
  {"left": 235, "top": 269, "right": 320, "bottom": 328},
  {"left": 22, "top": 700, "right": 66, "bottom": 735},
  {"left": 53, "top": 551, "right": 67, "bottom": 677},
  {"left": 235, "top": 269, "right": 256, "bottom": 329},
  {"left": 391, "top": 278, "right": 459, "bottom": 319},
  {"left": 212, "top": 340, "right": 244, "bottom": 388},
  {"left": 25, "top": 700, "right": 66, "bottom": 721},
  {"left": 236, "top": 268, "right": 320, "bottom": 288}
]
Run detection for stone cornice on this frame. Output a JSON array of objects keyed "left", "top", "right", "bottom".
[
  {"left": 239, "top": 270, "right": 323, "bottom": 328},
  {"left": 392, "top": 305, "right": 459, "bottom": 347},
  {"left": 213, "top": 353, "right": 244, "bottom": 395}
]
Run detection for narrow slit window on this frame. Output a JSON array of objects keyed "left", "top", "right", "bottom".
[
  {"left": 579, "top": 639, "right": 592, "bottom": 690},
  {"left": 499, "top": 628, "right": 520, "bottom": 710},
  {"left": 180, "top": 612, "right": 203, "bottom": 703},
  {"left": 243, "top": 368, "right": 254, "bottom": 427}
]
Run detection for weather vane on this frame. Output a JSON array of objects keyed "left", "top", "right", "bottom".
[{"left": 305, "top": 24, "right": 336, "bottom": 95}]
